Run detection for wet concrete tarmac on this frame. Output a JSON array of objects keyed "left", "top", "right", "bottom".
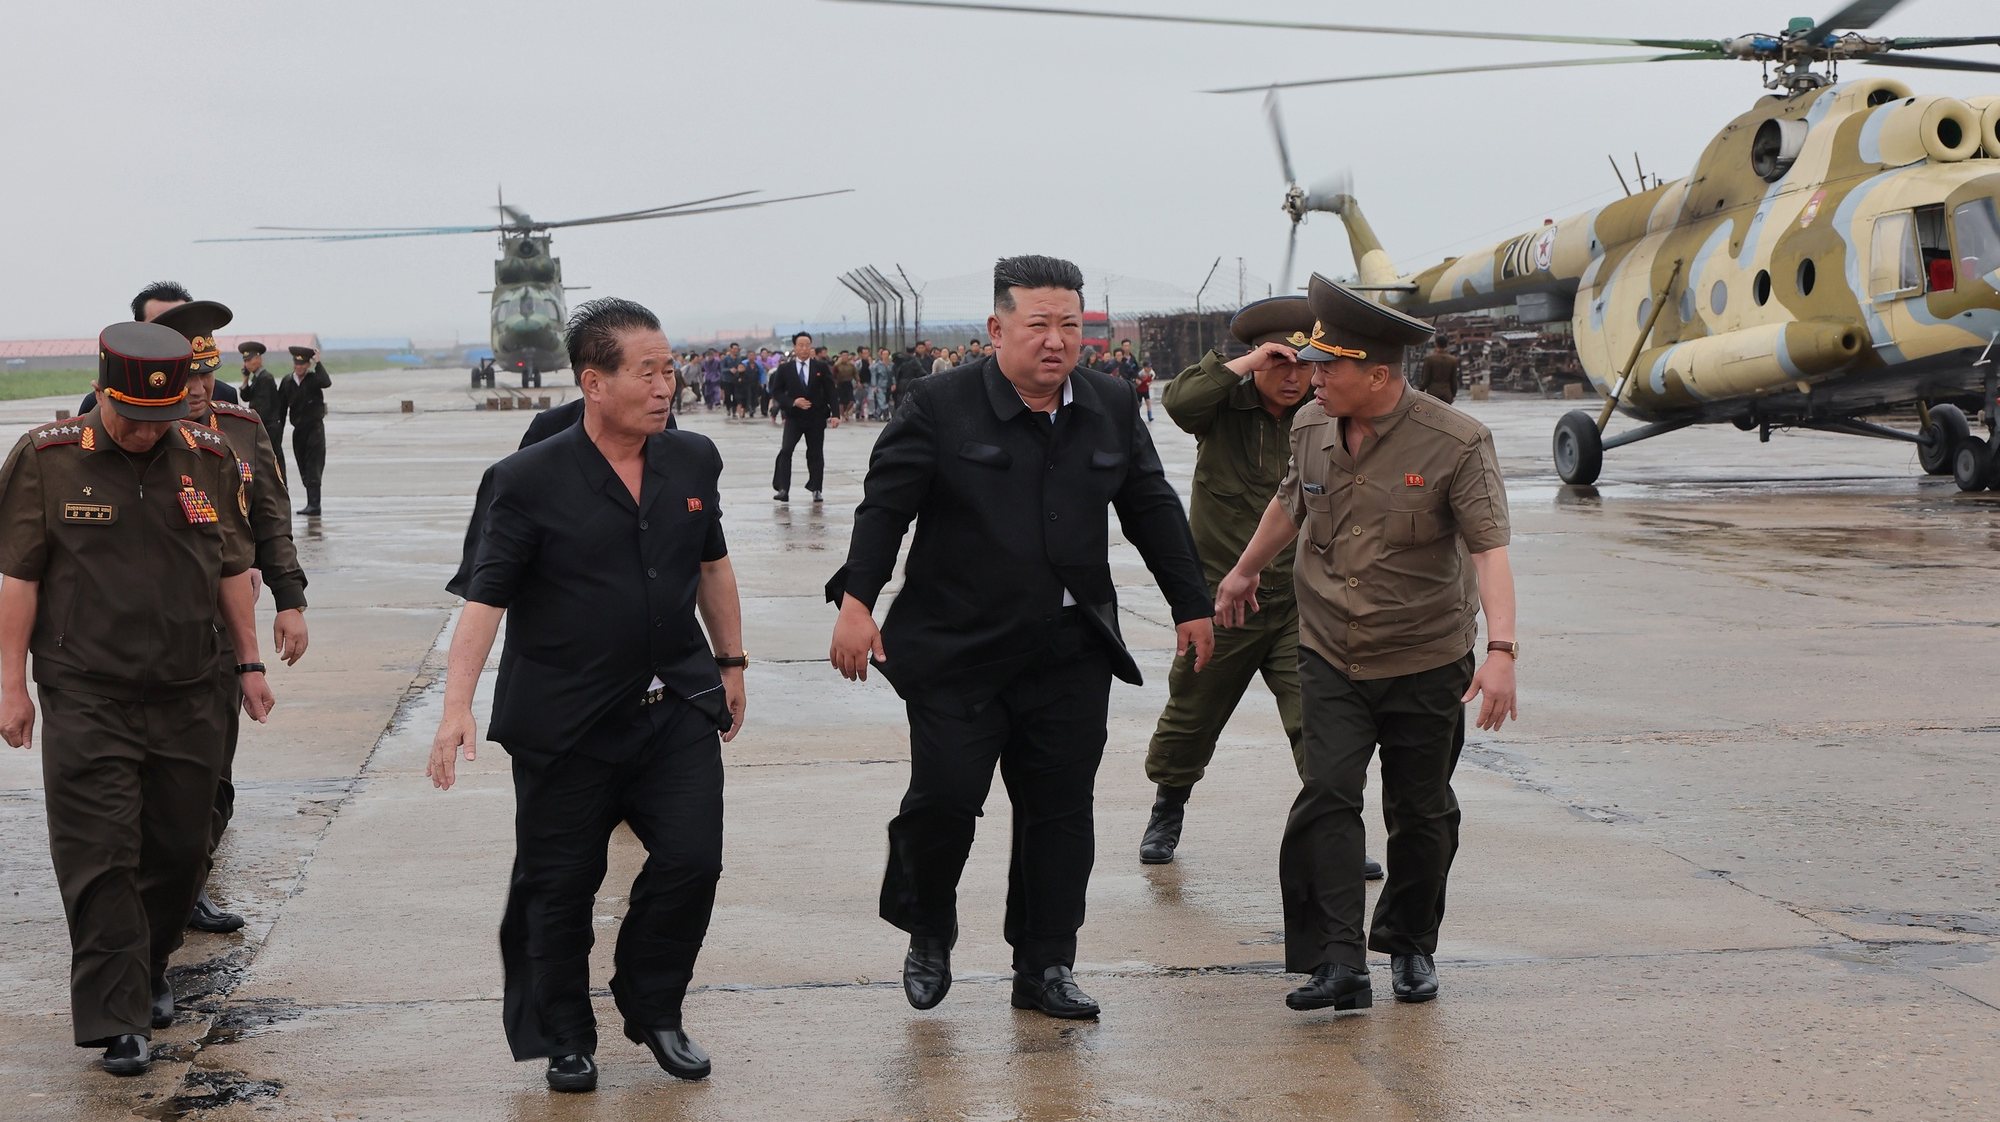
[{"left": 1, "top": 374, "right": 1995, "bottom": 1120}]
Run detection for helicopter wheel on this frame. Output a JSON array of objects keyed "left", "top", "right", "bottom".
[
  {"left": 1553, "top": 410, "right": 1604, "bottom": 486},
  {"left": 1951, "top": 435, "right": 1994, "bottom": 492},
  {"left": 1918, "top": 404, "right": 1970, "bottom": 475}
]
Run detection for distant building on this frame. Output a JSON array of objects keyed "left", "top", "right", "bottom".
[{"left": 0, "top": 334, "right": 323, "bottom": 373}]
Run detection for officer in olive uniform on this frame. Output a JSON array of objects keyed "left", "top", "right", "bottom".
[
  {"left": 1417, "top": 336, "right": 1460, "bottom": 405},
  {"left": 0, "top": 321, "right": 276, "bottom": 1075},
  {"left": 1216, "top": 275, "right": 1518, "bottom": 1014},
  {"left": 153, "top": 304, "right": 310, "bottom": 934},
  {"left": 239, "top": 342, "right": 286, "bottom": 475},
  {"left": 1139, "top": 296, "right": 1379, "bottom": 882},
  {"left": 284, "top": 345, "right": 332, "bottom": 515}
]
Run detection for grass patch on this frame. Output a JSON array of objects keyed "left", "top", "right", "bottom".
[{"left": 0, "top": 369, "right": 95, "bottom": 402}]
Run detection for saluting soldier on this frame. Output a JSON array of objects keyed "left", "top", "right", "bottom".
[
  {"left": 153, "top": 303, "right": 310, "bottom": 934},
  {"left": 284, "top": 344, "right": 332, "bottom": 516},
  {"left": 1216, "top": 276, "right": 1518, "bottom": 1014},
  {"left": 0, "top": 321, "right": 275, "bottom": 1075},
  {"left": 1139, "top": 296, "right": 1378, "bottom": 882},
  {"left": 238, "top": 341, "right": 286, "bottom": 475}
]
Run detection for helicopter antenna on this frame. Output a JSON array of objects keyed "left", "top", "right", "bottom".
[
  {"left": 1607, "top": 155, "right": 1632, "bottom": 197},
  {"left": 1633, "top": 151, "right": 1649, "bottom": 190}
]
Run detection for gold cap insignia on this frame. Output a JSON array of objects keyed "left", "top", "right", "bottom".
[
  {"left": 148, "top": 370, "right": 168, "bottom": 387},
  {"left": 1286, "top": 330, "right": 1310, "bottom": 347}
]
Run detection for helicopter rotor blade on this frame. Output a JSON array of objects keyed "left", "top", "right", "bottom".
[
  {"left": 528, "top": 190, "right": 770, "bottom": 229},
  {"left": 196, "top": 227, "right": 509, "bottom": 244},
  {"left": 1862, "top": 53, "right": 2000, "bottom": 75},
  {"left": 1301, "top": 171, "right": 1352, "bottom": 214},
  {"left": 1264, "top": 89, "right": 1297, "bottom": 187},
  {"left": 829, "top": 0, "right": 1723, "bottom": 52},
  {"left": 1815, "top": 0, "right": 1912, "bottom": 36},
  {"left": 1207, "top": 51, "right": 1722, "bottom": 95},
  {"left": 1886, "top": 35, "right": 2000, "bottom": 51},
  {"left": 1280, "top": 222, "right": 1298, "bottom": 296},
  {"left": 544, "top": 189, "right": 855, "bottom": 230}
]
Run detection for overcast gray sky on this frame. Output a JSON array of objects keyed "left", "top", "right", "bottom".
[{"left": 6, "top": 0, "right": 1998, "bottom": 342}]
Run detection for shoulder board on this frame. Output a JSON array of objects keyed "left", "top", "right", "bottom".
[
  {"left": 176, "top": 421, "right": 230, "bottom": 457},
  {"left": 1406, "top": 398, "right": 1489, "bottom": 445},
  {"left": 1291, "top": 400, "right": 1331, "bottom": 430},
  {"left": 30, "top": 419, "right": 89, "bottom": 450},
  {"left": 210, "top": 400, "right": 261, "bottom": 424}
]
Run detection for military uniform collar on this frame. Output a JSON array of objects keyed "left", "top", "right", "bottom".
[
  {"left": 80, "top": 412, "right": 112, "bottom": 455},
  {"left": 1323, "top": 383, "right": 1418, "bottom": 452}
]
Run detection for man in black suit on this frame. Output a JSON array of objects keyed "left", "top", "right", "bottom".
[
  {"left": 283, "top": 346, "right": 332, "bottom": 515},
  {"left": 828, "top": 255, "right": 1214, "bottom": 1021},
  {"left": 79, "top": 283, "right": 239, "bottom": 417},
  {"left": 431, "top": 298, "right": 746, "bottom": 1094},
  {"left": 768, "top": 331, "right": 839, "bottom": 502}
]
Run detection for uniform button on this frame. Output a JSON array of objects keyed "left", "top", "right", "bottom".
[
  {"left": 1351, "top": 526, "right": 1362, "bottom": 536},
  {"left": 653, "top": 618, "right": 663, "bottom": 628},
  {"left": 1355, "top": 475, "right": 1365, "bottom": 485},
  {"left": 1350, "top": 621, "right": 1359, "bottom": 629},
  {"left": 1047, "top": 461, "right": 1056, "bottom": 470},
  {"left": 1351, "top": 663, "right": 1362, "bottom": 673},
  {"left": 1048, "top": 511, "right": 1058, "bottom": 521},
  {"left": 640, "top": 520, "right": 650, "bottom": 530},
  {"left": 1347, "top": 577, "right": 1359, "bottom": 587},
  {"left": 647, "top": 567, "right": 658, "bottom": 579}
]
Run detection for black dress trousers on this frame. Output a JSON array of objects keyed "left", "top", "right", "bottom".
[
  {"left": 772, "top": 415, "right": 825, "bottom": 494},
  {"left": 1279, "top": 649, "right": 1472, "bottom": 973},
  {"left": 879, "top": 613, "right": 1112, "bottom": 975},
  {"left": 292, "top": 422, "right": 326, "bottom": 504},
  {"left": 499, "top": 696, "right": 724, "bottom": 1061}
]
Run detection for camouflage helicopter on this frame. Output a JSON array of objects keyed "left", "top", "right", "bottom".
[
  {"left": 851, "top": 0, "right": 2000, "bottom": 491},
  {"left": 201, "top": 188, "right": 850, "bottom": 388}
]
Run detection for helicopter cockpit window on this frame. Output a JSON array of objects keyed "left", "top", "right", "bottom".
[
  {"left": 1916, "top": 204, "right": 1954, "bottom": 291},
  {"left": 1952, "top": 198, "right": 2000, "bottom": 288},
  {"left": 1870, "top": 212, "right": 1922, "bottom": 300}
]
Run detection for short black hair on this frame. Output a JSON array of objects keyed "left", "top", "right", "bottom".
[
  {"left": 792, "top": 331, "right": 813, "bottom": 345},
  {"left": 565, "top": 297, "right": 661, "bottom": 375},
  {"left": 993, "top": 254, "right": 1085, "bottom": 312},
  {"left": 131, "top": 280, "right": 193, "bottom": 321}
]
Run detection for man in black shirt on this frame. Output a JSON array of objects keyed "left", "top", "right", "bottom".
[{"left": 430, "top": 298, "right": 746, "bottom": 1094}]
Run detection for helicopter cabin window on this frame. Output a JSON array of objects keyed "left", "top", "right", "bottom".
[
  {"left": 1915, "top": 204, "right": 1954, "bottom": 291},
  {"left": 1870, "top": 212, "right": 1921, "bottom": 300},
  {"left": 1953, "top": 198, "right": 2000, "bottom": 288}
]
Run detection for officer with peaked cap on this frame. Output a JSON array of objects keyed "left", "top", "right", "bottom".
[
  {"left": 77, "top": 285, "right": 237, "bottom": 417},
  {"left": 1138, "top": 295, "right": 1379, "bottom": 882},
  {"left": 1215, "top": 274, "right": 1519, "bottom": 1014},
  {"left": 283, "top": 345, "right": 332, "bottom": 515},
  {"left": 238, "top": 341, "right": 286, "bottom": 472},
  {"left": 152, "top": 303, "right": 310, "bottom": 934},
  {"left": 0, "top": 321, "right": 273, "bottom": 1075}
]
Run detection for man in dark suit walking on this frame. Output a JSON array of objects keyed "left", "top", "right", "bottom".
[
  {"left": 431, "top": 298, "right": 747, "bottom": 1094},
  {"left": 828, "top": 255, "right": 1214, "bottom": 1021},
  {"left": 768, "top": 331, "right": 839, "bottom": 502},
  {"left": 283, "top": 346, "right": 332, "bottom": 516}
]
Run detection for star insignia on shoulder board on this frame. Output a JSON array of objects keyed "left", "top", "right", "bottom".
[{"left": 82, "top": 486, "right": 91, "bottom": 496}]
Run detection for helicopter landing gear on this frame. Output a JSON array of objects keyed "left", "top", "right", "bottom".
[
  {"left": 1553, "top": 410, "right": 1604, "bottom": 485},
  {"left": 1952, "top": 436, "right": 2000, "bottom": 492},
  {"left": 522, "top": 362, "right": 542, "bottom": 390},
  {"left": 1918, "top": 404, "right": 1970, "bottom": 476}
]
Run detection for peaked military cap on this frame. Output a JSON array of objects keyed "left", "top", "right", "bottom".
[
  {"left": 98, "top": 321, "right": 193, "bottom": 421},
  {"left": 151, "top": 300, "right": 234, "bottom": 374},
  {"left": 238, "top": 340, "right": 267, "bottom": 357},
  {"left": 1229, "top": 295, "right": 1315, "bottom": 348},
  {"left": 288, "top": 345, "right": 317, "bottom": 363},
  {"left": 1294, "top": 273, "right": 1435, "bottom": 362}
]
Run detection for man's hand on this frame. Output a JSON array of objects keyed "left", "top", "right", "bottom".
[
  {"left": 1, "top": 690, "right": 34, "bottom": 749},
  {"left": 273, "top": 608, "right": 309, "bottom": 665},
  {"left": 1226, "top": 341, "right": 1301, "bottom": 377},
  {"left": 239, "top": 671, "right": 275, "bottom": 723},
  {"left": 829, "top": 416, "right": 841, "bottom": 429},
  {"left": 720, "top": 666, "right": 746, "bottom": 743},
  {"left": 1462, "top": 654, "right": 1518, "bottom": 731},
  {"left": 1177, "top": 618, "right": 1215, "bottom": 673},
  {"left": 829, "top": 594, "right": 886, "bottom": 681},
  {"left": 793, "top": 396, "right": 812, "bottom": 410},
  {"left": 428, "top": 708, "right": 478, "bottom": 791},
  {"left": 1214, "top": 568, "right": 1263, "bottom": 629}
]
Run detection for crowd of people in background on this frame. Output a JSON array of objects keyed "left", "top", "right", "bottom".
[{"left": 675, "top": 335, "right": 1162, "bottom": 424}]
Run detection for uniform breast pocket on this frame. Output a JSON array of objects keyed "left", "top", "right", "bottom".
[
  {"left": 958, "top": 441, "right": 1013, "bottom": 469},
  {"left": 1303, "top": 490, "right": 1336, "bottom": 552},
  {"left": 1384, "top": 492, "right": 1450, "bottom": 550}
]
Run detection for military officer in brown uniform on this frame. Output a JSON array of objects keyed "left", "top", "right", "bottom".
[
  {"left": 1216, "top": 276, "right": 1518, "bottom": 1014},
  {"left": 1140, "top": 295, "right": 1379, "bottom": 880},
  {"left": 153, "top": 303, "right": 310, "bottom": 933},
  {"left": 0, "top": 321, "right": 276, "bottom": 1075},
  {"left": 1416, "top": 335, "right": 1460, "bottom": 405}
]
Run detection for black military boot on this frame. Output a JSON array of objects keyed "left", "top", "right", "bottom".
[{"left": 1139, "top": 783, "right": 1192, "bottom": 864}]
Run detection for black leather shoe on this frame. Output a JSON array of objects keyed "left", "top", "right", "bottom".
[
  {"left": 1010, "top": 965, "right": 1100, "bottom": 1020},
  {"left": 811, "top": 490, "right": 824, "bottom": 503},
  {"left": 101, "top": 1034, "right": 151, "bottom": 1076},
  {"left": 773, "top": 491, "right": 789, "bottom": 503},
  {"left": 150, "top": 976, "right": 174, "bottom": 1029},
  {"left": 1391, "top": 954, "right": 1439, "bottom": 1003},
  {"left": 903, "top": 931, "right": 954, "bottom": 1010},
  {"left": 545, "top": 1053, "right": 598, "bottom": 1092},
  {"left": 1285, "top": 964, "right": 1373, "bottom": 1011},
  {"left": 189, "top": 891, "right": 245, "bottom": 933},
  {"left": 624, "top": 1023, "right": 711, "bottom": 1081},
  {"left": 1363, "top": 858, "right": 1384, "bottom": 881},
  {"left": 1139, "top": 784, "right": 1190, "bottom": 864},
  {"left": 301, "top": 504, "right": 322, "bottom": 517}
]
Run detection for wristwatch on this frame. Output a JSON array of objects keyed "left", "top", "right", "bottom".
[
  {"left": 1485, "top": 641, "right": 1518, "bottom": 660},
  {"left": 714, "top": 653, "right": 749, "bottom": 669},
  {"left": 234, "top": 662, "right": 268, "bottom": 675}
]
